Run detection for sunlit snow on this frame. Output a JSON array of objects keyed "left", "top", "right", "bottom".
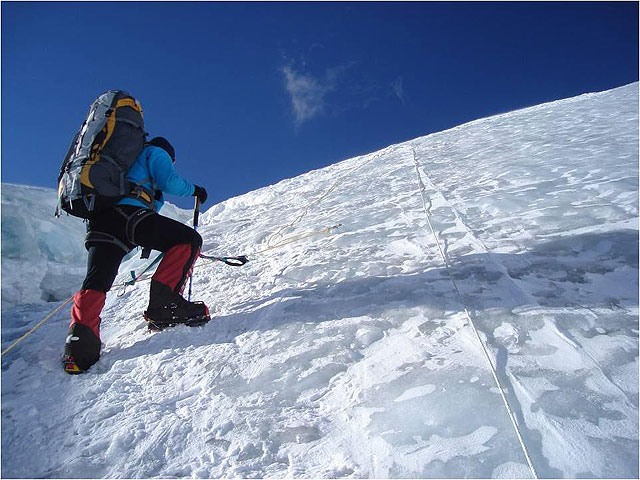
[{"left": 2, "top": 83, "right": 638, "bottom": 478}]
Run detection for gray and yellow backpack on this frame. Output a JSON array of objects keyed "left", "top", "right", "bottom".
[{"left": 56, "top": 90, "right": 146, "bottom": 219}]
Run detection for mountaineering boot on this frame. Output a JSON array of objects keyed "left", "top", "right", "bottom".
[
  {"left": 144, "top": 280, "right": 210, "bottom": 331},
  {"left": 63, "top": 290, "right": 105, "bottom": 374},
  {"left": 63, "top": 323, "right": 101, "bottom": 374}
]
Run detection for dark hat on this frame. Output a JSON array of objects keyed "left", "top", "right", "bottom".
[{"left": 148, "top": 137, "right": 175, "bottom": 163}]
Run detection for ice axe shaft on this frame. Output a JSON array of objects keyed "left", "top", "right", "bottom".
[
  {"left": 187, "top": 197, "right": 201, "bottom": 301},
  {"left": 192, "top": 196, "right": 201, "bottom": 230}
]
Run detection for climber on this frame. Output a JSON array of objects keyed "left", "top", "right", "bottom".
[{"left": 63, "top": 137, "right": 209, "bottom": 374}]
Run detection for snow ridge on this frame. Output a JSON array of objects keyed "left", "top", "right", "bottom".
[{"left": 2, "top": 83, "right": 638, "bottom": 478}]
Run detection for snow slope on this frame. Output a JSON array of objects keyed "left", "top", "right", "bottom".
[{"left": 2, "top": 83, "right": 638, "bottom": 478}]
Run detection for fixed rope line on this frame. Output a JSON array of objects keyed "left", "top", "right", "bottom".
[
  {"left": 251, "top": 224, "right": 343, "bottom": 256},
  {"left": 1, "top": 296, "right": 73, "bottom": 357},
  {"left": 116, "top": 251, "right": 164, "bottom": 296},
  {"left": 4, "top": 247, "right": 164, "bottom": 354},
  {"left": 262, "top": 146, "right": 392, "bottom": 252},
  {"left": 409, "top": 145, "right": 538, "bottom": 479}
]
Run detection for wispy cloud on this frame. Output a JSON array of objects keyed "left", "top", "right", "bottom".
[
  {"left": 391, "top": 76, "right": 405, "bottom": 105},
  {"left": 282, "top": 66, "right": 337, "bottom": 126},
  {"left": 281, "top": 59, "right": 404, "bottom": 125}
]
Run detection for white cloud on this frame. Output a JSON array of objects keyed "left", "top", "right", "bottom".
[
  {"left": 281, "top": 61, "right": 397, "bottom": 124},
  {"left": 282, "top": 66, "right": 335, "bottom": 125},
  {"left": 392, "top": 76, "right": 405, "bottom": 105}
]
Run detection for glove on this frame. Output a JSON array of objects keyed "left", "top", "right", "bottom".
[{"left": 193, "top": 185, "right": 208, "bottom": 205}]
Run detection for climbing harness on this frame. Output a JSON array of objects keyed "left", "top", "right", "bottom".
[
  {"left": 409, "top": 145, "right": 538, "bottom": 479},
  {"left": 84, "top": 231, "right": 131, "bottom": 253}
]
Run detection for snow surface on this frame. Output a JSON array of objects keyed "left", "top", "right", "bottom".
[{"left": 2, "top": 83, "right": 638, "bottom": 478}]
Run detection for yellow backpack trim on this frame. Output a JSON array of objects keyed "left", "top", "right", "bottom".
[{"left": 80, "top": 160, "right": 96, "bottom": 188}]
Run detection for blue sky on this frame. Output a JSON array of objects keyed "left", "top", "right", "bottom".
[{"left": 2, "top": 2, "right": 638, "bottom": 209}]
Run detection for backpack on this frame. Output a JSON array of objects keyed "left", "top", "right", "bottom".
[{"left": 56, "top": 90, "right": 146, "bottom": 219}]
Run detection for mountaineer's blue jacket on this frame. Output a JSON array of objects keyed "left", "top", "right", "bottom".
[{"left": 117, "top": 145, "right": 195, "bottom": 211}]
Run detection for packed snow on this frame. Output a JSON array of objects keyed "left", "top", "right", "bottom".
[{"left": 2, "top": 83, "right": 638, "bottom": 478}]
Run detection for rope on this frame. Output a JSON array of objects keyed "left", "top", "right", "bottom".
[
  {"left": 116, "top": 251, "right": 164, "bottom": 296},
  {"left": 1, "top": 296, "right": 73, "bottom": 357},
  {"left": 409, "top": 145, "right": 538, "bottom": 479},
  {"left": 250, "top": 224, "right": 342, "bottom": 256},
  {"left": 260, "top": 147, "right": 390, "bottom": 253}
]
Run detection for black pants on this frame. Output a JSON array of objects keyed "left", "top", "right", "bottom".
[
  {"left": 82, "top": 205, "right": 202, "bottom": 294},
  {"left": 66, "top": 205, "right": 202, "bottom": 372}
]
